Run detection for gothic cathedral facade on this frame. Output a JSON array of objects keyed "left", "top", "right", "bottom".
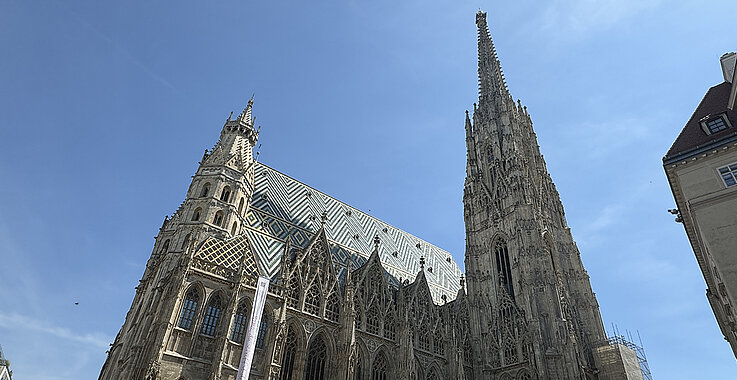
[{"left": 99, "top": 11, "right": 640, "bottom": 380}]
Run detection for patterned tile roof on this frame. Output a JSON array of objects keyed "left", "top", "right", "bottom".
[{"left": 243, "top": 162, "right": 463, "bottom": 304}]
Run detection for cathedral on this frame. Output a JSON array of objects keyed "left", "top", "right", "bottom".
[{"left": 99, "top": 11, "right": 646, "bottom": 380}]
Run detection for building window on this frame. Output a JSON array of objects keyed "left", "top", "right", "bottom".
[
  {"left": 178, "top": 288, "right": 200, "bottom": 330},
  {"left": 192, "top": 208, "right": 202, "bottom": 221},
  {"left": 231, "top": 221, "right": 238, "bottom": 235},
  {"left": 325, "top": 292, "right": 340, "bottom": 322},
  {"left": 418, "top": 331, "right": 431, "bottom": 352},
  {"left": 371, "top": 351, "right": 388, "bottom": 380},
  {"left": 494, "top": 239, "right": 514, "bottom": 299},
  {"left": 200, "top": 183, "right": 211, "bottom": 197},
  {"left": 353, "top": 349, "right": 363, "bottom": 380},
  {"left": 201, "top": 295, "right": 222, "bottom": 336},
  {"left": 286, "top": 277, "right": 301, "bottom": 309},
  {"left": 256, "top": 318, "right": 268, "bottom": 349},
  {"left": 718, "top": 163, "right": 737, "bottom": 187},
  {"left": 384, "top": 313, "right": 396, "bottom": 340},
  {"left": 366, "top": 304, "right": 380, "bottom": 335},
  {"left": 231, "top": 302, "right": 249, "bottom": 343},
  {"left": 304, "top": 285, "right": 321, "bottom": 316},
  {"left": 433, "top": 330, "right": 443, "bottom": 354},
  {"left": 221, "top": 186, "right": 232, "bottom": 202},
  {"left": 280, "top": 327, "right": 298, "bottom": 380},
  {"left": 238, "top": 197, "right": 245, "bottom": 214},
  {"left": 303, "top": 335, "right": 328, "bottom": 380},
  {"left": 213, "top": 210, "right": 224, "bottom": 227},
  {"left": 707, "top": 117, "right": 728, "bottom": 133}
]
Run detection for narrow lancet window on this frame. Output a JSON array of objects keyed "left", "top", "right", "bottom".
[
  {"left": 201, "top": 295, "right": 222, "bottom": 336},
  {"left": 280, "top": 327, "right": 297, "bottom": 380},
  {"left": 221, "top": 186, "right": 231, "bottom": 202},
  {"left": 304, "top": 335, "right": 328, "bottom": 380},
  {"left": 200, "top": 183, "right": 211, "bottom": 197},
  {"left": 230, "top": 302, "right": 249, "bottom": 343},
  {"left": 178, "top": 288, "right": 200, "bottom": 330},
  {"left": 371, "top": 351, "right": 388, "bottom": 380},
  {"left": 494, "top": 239, "right": 514, "bottom": 298}
]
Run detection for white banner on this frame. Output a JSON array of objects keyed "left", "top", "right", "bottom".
[{"left": 236, "top": 276, "right": 270, "bottom": 380}]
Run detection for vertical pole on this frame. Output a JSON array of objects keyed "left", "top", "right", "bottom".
[{"left": 236, "top": 276, "right": 270, "bottom": 380}]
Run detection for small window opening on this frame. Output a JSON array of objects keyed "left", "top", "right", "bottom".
[
  {"left": 213, "top": 211, "right": 224, "bottom": 227},
  {"left": 192, "top": 208, "right": 202, "bottom": 222},
  {"left": 200, "top": 183, "right": 211, "bottom": 198},
  {"left": 231, "top": 222, "right": 238, "bottom": 235},
  {"left": 707, "top": 117, "right": 728, "bottom": 133},
  {"left": 221, "top": 186, "right": 231, "bottom": 202},
  {"left": 718, "top": 163, "right": 737, "bottom": 187}
]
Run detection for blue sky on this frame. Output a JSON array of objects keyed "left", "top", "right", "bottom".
[{"left": 1, "top": 0, "right": 736, "bottom": 378}]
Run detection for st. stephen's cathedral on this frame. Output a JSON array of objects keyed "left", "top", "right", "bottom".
[{"left": 99, "top": 11, "right": 646, "bottom": 380}]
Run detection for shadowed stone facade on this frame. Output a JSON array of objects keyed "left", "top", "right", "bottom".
[{"left": 99, "top": 11, "right": 643, "bottom": 380}]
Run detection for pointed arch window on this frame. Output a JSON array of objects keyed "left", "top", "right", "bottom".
[
  {"left": 427, "top": 370, "right": 439, "bottom": 380},
  {"left": 231, "top": 221, "right": 238, "bottom": 235},
  {"left": 433, "top": 330, "right": 443, "bottom": 354},
  {"left": 200, "top": 183, "right": 211, "bottom": 197},
  {"left": 286, "top": 277, "right": 301, "bottom": 309},
  {"left": 384, "top": 312, "right": 396, "bottom": 340},
  {"left": 280, "top": 326, "right": 297, "bottom": 380},
  {"left": 304, "top": 284, "right": 321, "bottom": 316},
  {"left": 516, "top": 370, "right": 531, "bottom": 380},
  {"left": 304, "top": 335, "right": 328, "bottom": 380},
  {"left": 201, "top": 294, "right": 222, "bottom": 336},
  {"left": 494, "top": 239, "right": 514, "bottom": 299},
  {"left": 181, "top": 233, "right": 191, "bottom": 249},
  {"left": 325, "top": 292, "right": 340, "bottom": 322},
  {"left": 221, "top": 186, "right": 231, "bottom": 202},
  {"left": 213, "top": 210, "right": 225, "bottom": 227},
  {"left": 238, "top": 197, "right": 245, "bottom": 214},
  {"left": 230, "top": 301, "right": 249, "bottom": 343},
  {"left": 160, "top": 239, "right": 170, "bottom": 253},
  {"left": 366, "top": 304, "right": 380, "bottom": 335},
  {"left": 418, "top": 331, "right": 431, "bottom": 352},
  {"left": 192, "top": 208, "right": 202, "bottom": 221},
  {"left": 371, "top": 351, "right": 388, "bottom": 380},
  {"left": 178, "top": 288, "right": 200, "bottom": 330},
  {"left": 256, "top": 317, "right": 269, "bottom": 349}
]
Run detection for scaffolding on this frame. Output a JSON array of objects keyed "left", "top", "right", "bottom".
[{"left": 603, "top": 328, "right": 653, "bottom": 380}]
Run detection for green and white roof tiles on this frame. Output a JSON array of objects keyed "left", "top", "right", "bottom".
[{"left": 243, "top": 162, "right": 463, "bottom": 304}]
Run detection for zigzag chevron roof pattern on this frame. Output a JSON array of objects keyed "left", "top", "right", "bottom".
[{"left": 243, "top": 162, "right": 463, "bottom": 304}]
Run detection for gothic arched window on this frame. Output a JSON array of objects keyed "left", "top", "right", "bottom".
[
  {"left": 325, "top": 292, "right": 340, "bottom": 322},
  {"left": 230, "top": 301, "right": 249, "bottom": 343},
  {"left": 366, "top": 304, "right": 380, "bottom": 335},
  {"left": 427, "top": 369, "right": 439, "bottom": 380},
  {"left": 494, "top": 239, "right": 514, "bottom": 299},
  {"left": 238, "top": 197, "right": 245, "bottom": 214},
  {"left": 433, "top": 330, "right": 443, "bottom": 354},
  {"left": 178, "top": 288, "right": 200, "bottom": 330},
  {"left": 371, "top": 351, "right": 388, "bottom": 380},
  {"left": 384, "top": 313, "right": 396, "bottom": 340},
  {"left": 200, "top": 183, "right": 211, "bottom": 197},
  {"left": 255, "top": 317, "right": 268, "bottom": 349},
  {"left": 231, "top": 221, "right": 238, "bottom": 235},
  {"left": 286, "top": 277, "right": 301, "bottom": 309},
  {"left": 304, "top": 335, "right": 328, "bottom": 380},
  {"left": 161, "top": 239, "right": 170, "bottom": 253},
  {"left": 181, "top": 233, "right": 191, "bottom": 249},
  {"left": 516, "top": 371, "right": 531, "bottom": 380},
  {"left": 280, "top": 327, "right": 297, "bottom": 380},
  {"left": 213, "top": 210, "right": 224, "bottom": 227},
  {"left": 221, "top": 186, "right": 231, "bottom": 202},
  {"left": 201, "top": 294, "right": 222, "bottom": 336},
  {"left": 192, "top": 208, "right": 202, "bottom": 221},
  {"left": 304, "top": 284, "right": 321, "bottom": 316},
  {"left": 418, "top": 331, "right": 431, "bottom": 352}
]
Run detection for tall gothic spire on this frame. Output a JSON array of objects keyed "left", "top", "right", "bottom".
[{"left": 476, "top": 11, "right": 509, "bottom": 108}]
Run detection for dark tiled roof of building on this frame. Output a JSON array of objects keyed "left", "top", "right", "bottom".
[{"left": 665, "top": 81, "right": 737, "bottom": 160}]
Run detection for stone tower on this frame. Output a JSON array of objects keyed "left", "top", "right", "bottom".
[
  {"left": 99, "top": 99, "right": 260, "bottom": 379},
  {"left": 463, "top": 11, "right": 607, "bottom": 379}
]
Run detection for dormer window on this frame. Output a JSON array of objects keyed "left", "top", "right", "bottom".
[{"left": 701, "top": 114, "right": 731, "bottom": 135}]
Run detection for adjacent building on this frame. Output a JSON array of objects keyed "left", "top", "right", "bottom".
[
  {"left": 664, "top": 52, "right": 737, "bottom": 358},
  {"left": 99, "top": 11, "right": 648, "bottom": 380}
]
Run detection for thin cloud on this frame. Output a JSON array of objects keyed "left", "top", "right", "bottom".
[
  {"left": 536, "top": 0, "right": 662, "bottom": 40},
  {"left": 0, "top": 313, "right": 112, "bottom": 350}
]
